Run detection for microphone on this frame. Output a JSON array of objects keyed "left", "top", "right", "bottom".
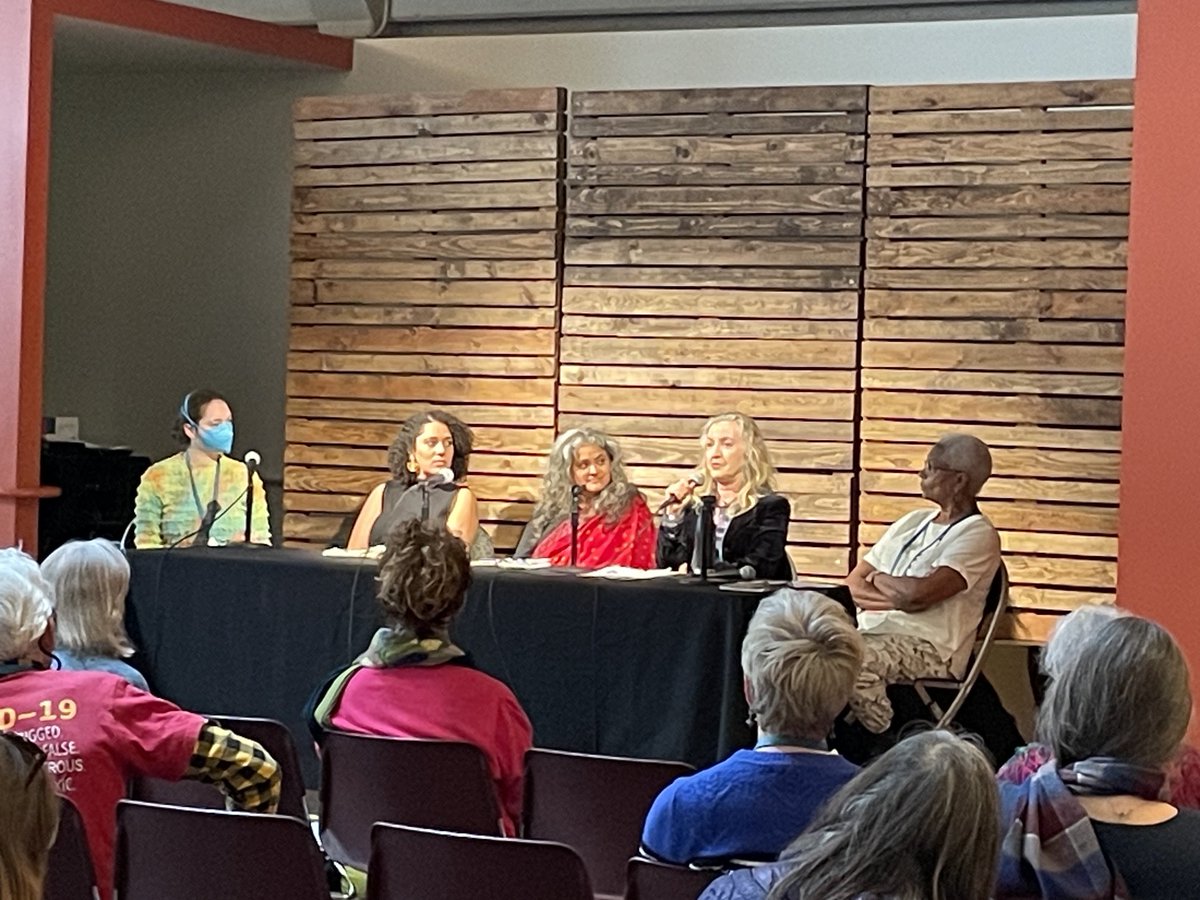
[
  {"left": 738, "top": 565, "right": 757, "bottom": 581},
  {"left": 432, "top": 467, "right": 457, "bottom": 486},
  {"left": 570, "top": 485, "right": 583, "bottom": 567},
  {"left": 656, "top": 472, "right": 704, "bottom": 514},
  {"left": 195, "top": 500, "right": 220, "bottom": 546},
  {"left": 243, "top": 450, "right": 261, "bottom": 544}
]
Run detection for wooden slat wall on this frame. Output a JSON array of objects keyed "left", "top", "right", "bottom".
[
  {"left": 284, "top": 89, "right": 566, "bottom": 552},
  {"left": 862, "top": 80, "right": 1132, "bottom": 640},
  {"left": 562, "top": 87, "right": 867, "bottom": 577}
]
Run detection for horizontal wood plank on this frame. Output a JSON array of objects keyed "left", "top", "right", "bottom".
[
  {"left": 862, "top": 341, "right": 1123, "bottom": 373},
  {"left": 290, "top": 325, "right": 556, "bottom": 356},
  {"left": 562, "top": 287, "right": 858, "bottom": 319},
  {"left": 572, "top": 86, "right": 868, "bottom": 117},
  {"left": 869, "top": 80, "right": 1132, "bottom": 112},
  {"left": 294, "top": 88, "right": 563, "bottom": 121},
  {"left": 861, "top": 390, "right": 1121, "bottom": 427},
  {"left": 864, "top": 289, "right": 1124, "bottom": 320},
  {"left": 560, "top": 336, "right": 857, "bottom": 368}
]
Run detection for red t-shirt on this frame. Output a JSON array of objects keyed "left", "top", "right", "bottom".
[
  {"left": 329, "top": 664, "right": 533, "bottom": 835},
  {"left": 0, "top": 669, "right": 204, "bottom": 898}
]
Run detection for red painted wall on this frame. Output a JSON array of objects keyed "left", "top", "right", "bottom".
[{"left": 1119, "top": 0, "right": 1200, "bottom": 718}]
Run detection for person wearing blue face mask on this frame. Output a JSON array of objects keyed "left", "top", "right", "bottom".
[{"left": 133, "top": 389, "right": 271, "bottom": 548}]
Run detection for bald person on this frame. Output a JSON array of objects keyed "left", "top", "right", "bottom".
[{"left": 845, "top": 434, "right": 1001, "bottom": 733}]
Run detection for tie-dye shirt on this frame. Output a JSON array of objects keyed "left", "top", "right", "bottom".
[{"left": 134, "top": 451, "right": 270, "bottom": 548}]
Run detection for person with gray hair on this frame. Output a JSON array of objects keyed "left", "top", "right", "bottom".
[
  {"left": 0, "top": 547, "right": 281, "bottom": 899},
  {"left": 997, "top": 614, "right": 1200, "bottom": 898},
  {"left": 40, "top": 538, "right": 149, "bottom": 691},
  {"left": 514, "top": 428, "right": 656, "bottom": 567},
  {"left": 700, "top": 730, "right": 1001, "bottom": 900},
  {"left": 640, "top": 590, "right": 862, "bottom": 863},
  {"left": 845, "top": 433, "right": 1002, "bottom": 733}
]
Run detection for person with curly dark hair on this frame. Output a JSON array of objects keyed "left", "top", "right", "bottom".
[
  {"left": 311, "top": 520, "right": 532, "bottom": 835},
  {"left": 346, "top": 410, "right": 491, "bottom": 558}
]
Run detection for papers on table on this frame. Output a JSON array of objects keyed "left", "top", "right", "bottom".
[
  {"left": 321, "top": 546, "right": 384, "bottom": 559},
  {"left": 578, "top": 566, "right": 677, "bottom": 580}
]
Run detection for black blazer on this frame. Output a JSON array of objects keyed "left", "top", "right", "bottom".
[{"left": 656, "top": 493, "right": 791, "bottom": 580}]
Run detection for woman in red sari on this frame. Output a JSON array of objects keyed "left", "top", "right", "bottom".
[{"left": 514, "top": 428, "right": 656, "bottom": 568}]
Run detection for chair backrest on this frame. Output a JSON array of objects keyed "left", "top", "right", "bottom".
[
  {"left": 368, "top": 822, "right": 593, "bottom": 900},
  {"left": 114, "top": 800, "right": 328, "bottom": 900},
  {"left": 624, "top": 857, "right": 722, "bottom": 900},
  {"left": 524, "top": 748, "right": 695, "bottom": 898},
  {"left": 128, "top": 715, "right": 307, "bottom": 819},
  {"left": 319, "top": 732, "right": 502, "bottom": 871},
  {"left": 44, "top": 796, "right": 98, "bottom": 900},
  {"left": 936, "top": 561, "right": 1010, "bottom": 727}
]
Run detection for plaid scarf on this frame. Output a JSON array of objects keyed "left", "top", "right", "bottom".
[
  {"left": 999, "top": 757, "right": 1166, "bottom": 900},
  {"left": 310, "top": 627, "right": 463, "bottom": 731}
]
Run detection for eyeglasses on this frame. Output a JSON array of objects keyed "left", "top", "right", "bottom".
[
  {"left": 918, "top": 463, "right": 962, "bottom": 479},
  {"left": 1, "top": 731, "right": 48, "bottom": 788}
]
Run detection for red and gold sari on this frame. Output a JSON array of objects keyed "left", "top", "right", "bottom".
[{"left": 532, "top": 494, "right": 657, "bottom": 569}]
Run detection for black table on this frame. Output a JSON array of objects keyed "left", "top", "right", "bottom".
[{"left": 126, "top": 548, "right": 811, "bottom": 785}]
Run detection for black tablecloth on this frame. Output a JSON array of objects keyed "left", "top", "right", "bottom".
[{"left": 126, "top": 548, "right": 821, "bottom": 785}]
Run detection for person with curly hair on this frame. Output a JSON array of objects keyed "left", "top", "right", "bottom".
[
  {"left": 657, "top": 413, "right": 791, "bottom": 580},
  {"left": 312, "top": 520, "right": 532, "bottom": 835},
  {"left": 514, "top": 428, "right": 656, "bottom": 568},
  {"left": 347, "top": 410, "right": 492, "bottom": 558}
]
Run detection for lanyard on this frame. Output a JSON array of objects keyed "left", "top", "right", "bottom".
[
  {"left": 184, "top": 453, "right": 221, "bottom": 520},
  {"left": 889, "top": 509, "right": 979, "bottom": 575}
]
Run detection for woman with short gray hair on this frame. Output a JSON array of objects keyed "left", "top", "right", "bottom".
[
  {"left": 640, "top": 589, "right": 863, "bottom": 864},
  {"left": 40, "top": 539, "right": 149, "bottom": 691},
  {"left": 997, "top": 614, "right": 1200, "bottom": 899}
]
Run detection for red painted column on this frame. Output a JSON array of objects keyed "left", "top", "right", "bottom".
[
  {"left": 1119, "top": 0, "right": 1200, "bottom": 713},
  {"left": 0, "top": 0, "right": 53, "bottom": 551}
]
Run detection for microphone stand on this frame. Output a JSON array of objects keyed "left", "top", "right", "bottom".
[
  {"left": 243, "top": 461, "right": 256, "bottom": 544},
  {"left": 570, "top": 485, "right": 582, "bottom": 568},
  {"left": 420, "top": 479, "right": 432, "bottom": 525},
  {"left": 697, "top": 494, "right": 717, "bottom": 582}
]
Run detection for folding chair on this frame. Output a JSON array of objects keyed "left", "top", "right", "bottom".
[
  {"left": 623, "top": 856, "right": 722, "bottom": 900},
  {"left": 524, "top": 748, "right": 694, "bottom": 900},
  {"left": 319, "top": 732, "right": 502, "bottom": 871},
  {"left": 130, "top": 714, "right": 308, "bottom": 819},
  {"left": 913, "top": 561, "right": 1009, "bottom": 728},
  {"left": 368, "top": 822, "right": 593, "bottom": 900},
  {"left": 45, "top": 796, "right": 98, "bottom": 900},
  {"left": 114, "top": 800, "right": 328, "bottom": 900}
]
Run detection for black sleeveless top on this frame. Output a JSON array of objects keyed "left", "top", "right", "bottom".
[{"left": 368, "top": 479, "right": 458, "bottom": 546}]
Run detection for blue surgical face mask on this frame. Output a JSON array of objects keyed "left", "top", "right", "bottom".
[{"left": 197, "top": 420, "right": 234, "bottom": 455}]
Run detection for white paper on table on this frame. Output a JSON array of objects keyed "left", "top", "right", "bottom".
[
  {"left": 322, "top": 546, "right": 384, "bottom": 559},
  {"left": 578, "top": 566, "right": 678, "bottom": 580},
  {"left": 495, "top": 557, "right": 553, "bottom": 570}
]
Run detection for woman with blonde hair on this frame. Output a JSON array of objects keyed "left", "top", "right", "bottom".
[
  {"left": 41, "top": 538, "right": 149, "bottom": 691},
  {"left": 0, "top": 732, "right": 60, "bottom": 900},
  {"left": 658, "top": 412, "right": 791, "bottom": 579},
  {"left": 514, "top": 428, "right": 656, "bottom": 568}
]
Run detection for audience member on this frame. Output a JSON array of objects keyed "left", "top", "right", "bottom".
[
  {"left": 999, "top": 603, "right": 1200, "bottom": 809},
  {"left": 641, "top": 589, "right": 861, "bottom": 863},
  {"left": 346, "top": 409, "right": 492, "bottom": 558},
  {"left": 657, "top": 413, "right": 792, "bottom": 580},
  {"left": 310, "top": 520, "right": 532, "bottom": 834},
  {"left": 997, "top": 614, "right": 1200, "bottom": 899},
  {"left": 0, "top": 548, "right": 281, "bottom": 899},
  {"left": 133, "top": 389, "right": 270, "bottom": 547},
  {"left": 515, "top": 428, "right": 655, "bottom": 567},
  {"left": 845, "top": 433, "right": 1001, "bottom": 733},
  {"left": 0, "top": 730, "right": 60, "bottom": 900},
  {"left": 40, "top": 538, "right": 149, "bottom": 690},
  {"left": 701, "top": 730, "right": 1000, "bottom": 900}
]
